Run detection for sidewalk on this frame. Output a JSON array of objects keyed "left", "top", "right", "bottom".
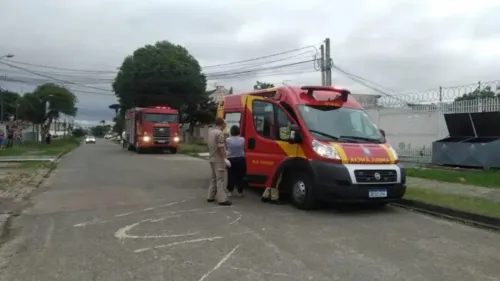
[{"left": 407, "top": 177, "right": 500, "bottom": 203}]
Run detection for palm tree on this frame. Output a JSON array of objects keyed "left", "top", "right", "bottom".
[{"left": 109, "top": 104, "right": 120, "bottom": 116}]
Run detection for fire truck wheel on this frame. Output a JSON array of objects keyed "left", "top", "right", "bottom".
[{"left": 290, "top": 172, "right": 317, "bottom": 210}]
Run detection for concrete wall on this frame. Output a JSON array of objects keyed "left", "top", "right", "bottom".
[{"left": 365, "top": 108, "right": 448, "bottom": 162}]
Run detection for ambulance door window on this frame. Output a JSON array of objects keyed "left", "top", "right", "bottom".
[
  {"left": 274, "top": 106, "right": 293, "bottom": 141},
  {"left": 252, "top": 100, "right": 275, "bottom": 139},
  {"left": 225, "top": 112, "right": 241, "bottom": 130}
]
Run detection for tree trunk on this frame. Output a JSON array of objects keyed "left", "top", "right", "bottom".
[
  {"left": 40, "top": 118, "right": 53, "bottom": 140},
  {"left": 188, "top": 121, "right": 196, "bottom": 142}
]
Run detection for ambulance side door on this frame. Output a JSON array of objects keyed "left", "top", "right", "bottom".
[{"left": 244, "top": 96, "right": 292, "bottom": 187}]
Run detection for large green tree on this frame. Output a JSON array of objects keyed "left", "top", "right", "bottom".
[
  {"left": 253, "top": 81, "right": 274, "bottom": 90},
  {"left": 17, "top": 83, "right": 77, "bottom": 137},
  {"left": 112, "top": 40, "right": 207, "bottom": 111},
  {"left": 109, "top": 103, "right": 120, "bottom": 116},
  {"left": 182, "top": 91, "right": 217, "bottom": 134},
  {"left": 0, "top": 89, "right": 21, "bottom": 121}
]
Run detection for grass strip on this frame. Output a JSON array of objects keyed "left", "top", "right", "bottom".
[
  {"left": 405, "top": 187, "right": 500, "bottom": 218},
  {"left": 0, "top": 137, "right": 81, "bottom": 157},
  {"left": 407, "top": 168, "right": 500, "bottom": 189}
]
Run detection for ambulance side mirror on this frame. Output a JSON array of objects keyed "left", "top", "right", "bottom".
[
  {"left": 379, "top": 129, "right": 386, "bottom": 137},
  {"left": 289, "top": 124, "right": 303, "bottom": 144},
  {"left": 379, "top": 129, "right": 386, "bottom": 142}
]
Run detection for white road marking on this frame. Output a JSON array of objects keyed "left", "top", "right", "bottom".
[
  {"left": 115, "top": 212, "right": 133, "bottom": 217},
  {"left": 229, "top": 211, "right": 242, "bottom": 225},
  {"left": 134, "top": 236, "right": 224, "bottom": 253},
  {"left": 198, "top": 245, "right": 240, "bottom": 281},
  {"left": 115, "top": 217, "right": 196, "bottom": 240},
  {"left": 73, "top": 200, "right": 187, "bottom": 228},
  {"left": 74, "top": 218, "right": 107, "bottom": 228},
  {"left": 230, "top": 267, "right": 289, "bottom": 277}
]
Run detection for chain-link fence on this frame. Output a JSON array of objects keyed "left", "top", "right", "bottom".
[{"left": 359, "top": 80, "right": 500, "bottom": 163}]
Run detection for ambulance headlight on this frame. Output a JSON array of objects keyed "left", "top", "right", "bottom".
[
  {"left": 388, "top": 145, "right": 398, "bottom": 160},
  {"left": 173, "top": 136, "right": 180, "bottom": 142},
  {"left": 312, "top": 140, "right": 340, "bottom": 159},
  {"left": 143, "top": 136, "right": 150, "bottom": 142}
]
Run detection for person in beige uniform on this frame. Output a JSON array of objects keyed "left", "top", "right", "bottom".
[{"left": 207, "top": 118, "right": 232, "bottom": 206}]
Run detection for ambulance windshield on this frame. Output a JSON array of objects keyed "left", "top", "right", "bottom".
[
  {"left": 143, "top": 113, "right": 178, "bottom": 123},
  {"left": 297, "top": 105, "right": 383, "bottom": 143}
]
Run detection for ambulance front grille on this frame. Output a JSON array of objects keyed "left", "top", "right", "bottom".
[{"left": 354, "top": 170, "right": 397, "bottom": 183}]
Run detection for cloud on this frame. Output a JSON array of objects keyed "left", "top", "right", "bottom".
[{"left": 1, "top": 0, "right": 500, "bottom": 116}]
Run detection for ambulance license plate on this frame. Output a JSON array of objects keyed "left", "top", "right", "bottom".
[
  {"left": 369, "top": 190, "right": 387, "bottom": 198},
  {"left": 157, "top": 140, "right": 166, "bottom": 143}
]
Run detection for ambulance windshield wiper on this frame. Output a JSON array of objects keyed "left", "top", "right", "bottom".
[
  {"left": 308, "top": 129, "right": 339, "bottom": 141},
  {"left": 339, "top": 136, "right": 382, "bottom": 143}
]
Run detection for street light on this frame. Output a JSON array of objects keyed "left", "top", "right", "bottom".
[{"left": 0, "top": 54, "right": 14, "bottom": 60}]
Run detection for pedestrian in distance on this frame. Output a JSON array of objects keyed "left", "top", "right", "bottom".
[
  {"left": 226, "top": 125, "right": 249, "bottom": 197},
  {"left": 207, "top": 118, "right": 232, "bottom": 206},
  {"left": 0, "top": 129, "right": 4, "bottom": 150}
]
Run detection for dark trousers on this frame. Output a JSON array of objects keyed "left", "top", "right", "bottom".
[{"left": 227, "top": 157, "right": 249, "bottom": 193}]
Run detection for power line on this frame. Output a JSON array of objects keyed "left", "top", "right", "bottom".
[
  {"left": 0, "top": 60, "right": 113, "bottom": 92},
  {"left": 331, "top": 64, "right": 410, "bottom": 104},
  {"left": 2, "top": 60, "right": 315, "bottom": 92},
  {"left": 6, "top": 45, "right": 319, "bottom": 74}
]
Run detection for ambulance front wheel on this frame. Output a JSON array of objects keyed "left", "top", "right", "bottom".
[
  {"left": 290, "top": 172, "right": 317, "bottom": 210},
  {"left": 170, "top": 147, "right": 177, "bottom": 154}
]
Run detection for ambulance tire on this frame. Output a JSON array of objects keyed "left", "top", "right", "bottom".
[
  {"left": 170, "top": 148, "right": 177, "bottom": 154},
  {"left": 289, "top": 171, "right": 317, "bottom": 210}
]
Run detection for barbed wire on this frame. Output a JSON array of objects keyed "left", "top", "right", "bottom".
[{"left": 358, "top": 80, "right": 500, "bottom": 111}]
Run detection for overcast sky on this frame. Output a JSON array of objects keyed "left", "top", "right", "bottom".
[{"left": 1, "top": 0, "right": 500, "bottom": 124}]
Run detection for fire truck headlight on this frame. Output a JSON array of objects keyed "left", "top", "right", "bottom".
[
  {"left": 173, "top": 136, "right": 180, "bottom": 142},
  {"left": 143, "top": 136, "right": 150, "bottom": 142}
]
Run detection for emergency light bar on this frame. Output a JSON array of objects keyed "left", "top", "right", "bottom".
[
  {"left": 301, "top": 86, "right": 351, "bottom": 102},
  {"left": 148, "top": 106, "right": 171, "bottom": 109}
]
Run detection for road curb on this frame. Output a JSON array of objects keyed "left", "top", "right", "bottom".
[
  {"left": 392, "top": 199, "right": 500, "bottom": 232},
  {"left": 0, "top": 214, "right": 12, "bottom": 244}
]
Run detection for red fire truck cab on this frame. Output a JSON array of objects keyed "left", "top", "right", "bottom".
[
  {"left": 217, "top": 85, "right": 406, "bottom": 209},
  {"left": 124, "top": 106, "right": 180, "bottom": 154}
]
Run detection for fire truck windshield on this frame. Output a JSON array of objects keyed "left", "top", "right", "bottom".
[
  {"left": 297, "top": 105, "right": 383, "bottom": 143},
  {"left": 143, "top": 113, "right": 178, "bottom": 123}
]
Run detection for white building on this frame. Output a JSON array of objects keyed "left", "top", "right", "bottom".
[
  {"left": 208, "top": 85, "right": 231, "bottom": 103},
  {"left": 352, "top": 93, "right": 382, "bottom": 108}
]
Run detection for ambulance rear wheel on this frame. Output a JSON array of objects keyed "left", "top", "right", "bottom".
[{"left": 290, "top": 172, "right": 316, "bottom": 210}]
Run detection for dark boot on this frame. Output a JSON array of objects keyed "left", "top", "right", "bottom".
[{"left": 218, "top": 201, "right": 232, "bottom": 206}]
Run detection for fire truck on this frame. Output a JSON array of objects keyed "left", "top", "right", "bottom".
[
  {"left": 124, "top": 106, "right": 180, "bottom": 154},
  {"left": 217, "top": 86, "right": 406, "bottom": 209}
]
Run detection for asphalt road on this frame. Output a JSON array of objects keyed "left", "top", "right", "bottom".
[{"left": 0, "top": 140, "right": 499, "bottom": 281}]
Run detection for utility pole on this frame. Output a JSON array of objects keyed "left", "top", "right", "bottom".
[
  {"left": 1, "top": 73, "right": 7, "bottom": 123},
  {"left": 320, "top": 45, "right": 326, "bottom": 86},
  {"left": 324, "top": 38, "right": 332, "bottom": 86}
]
